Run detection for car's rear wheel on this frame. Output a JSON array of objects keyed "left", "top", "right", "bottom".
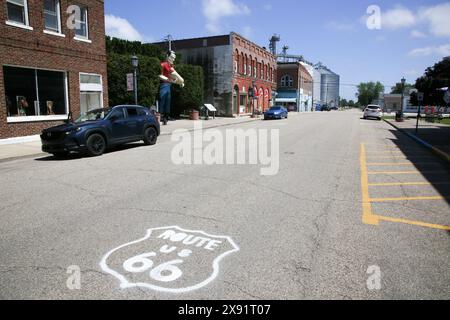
[
  {"left": 86, "top": 134, "right": 106, "bottom": 157},
  {"left": 143, "top": 127, "right": 158, "bottom": 145}
]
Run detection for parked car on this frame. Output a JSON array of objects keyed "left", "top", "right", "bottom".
[
  {"left": 264, "top": 106, "right": 288, "bottom": 120},
  {"left": 41, "top": 105, "right": 160, "bottom": 157},
  {"left": 363, "top": 105, "right": 382, "bottom": 120},
  {"left": 321, "top": 105, "right": 331, "bottom": 112}
]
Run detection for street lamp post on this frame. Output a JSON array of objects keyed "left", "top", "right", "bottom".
[
  {"left": 131, "top": 55, "right": 139, "bottom": 105},
  {"left": 400, "top": 77, "right": 406, "bottom": 118}
]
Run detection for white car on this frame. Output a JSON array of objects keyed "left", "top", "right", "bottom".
[{"left": 363, "top": 105, "right": 382, "bottom": 120}]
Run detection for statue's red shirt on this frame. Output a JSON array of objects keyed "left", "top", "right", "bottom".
[{"left": 161, "top": 62, "right": 174, "bottom": 81}]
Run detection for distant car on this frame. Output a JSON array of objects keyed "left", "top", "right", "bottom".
[
  {"left": 321, "top": 105, "right": 331, "bottom": 112},
  {"left": 264, "top": 106, "right": 288, "bottom": 120},
  {"left": 41, "top": 105, "right": 160, "bottom": 157},
  {"left": 363, "top": 105, "right": 382, "bottom": 120}
]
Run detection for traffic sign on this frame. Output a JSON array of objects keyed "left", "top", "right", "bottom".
[
  {"left": 127, "top": 73, "right": 134, "bottom": 92},
  {"left": 444, "top": 90, "right": 450, "bottom": 104}
]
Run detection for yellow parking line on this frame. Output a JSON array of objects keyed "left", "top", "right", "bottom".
[
  {"left": 376, "top": 215, "right": 450, "bottom": 231},
  {"left": 369, "top": 182, "right": 450, "bottom": 187},
  {"left": 370, "top": 196, "right": 447, "bottom": 202},
  {"left": 360, "top": 144, "right": 379, "bottom": 225},
  {"left": 368, "top": 171, "right": 446, "bottom": 175},
  {"left": 367, "top": 163, "right": 427, "bottom": 166},
  {"left": 367, "top": 156, "right": 433, "bottom": 159}
]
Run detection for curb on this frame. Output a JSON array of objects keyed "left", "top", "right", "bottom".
[
  {"left": 0, "top": 118, "right": 261, "bottom": 163},
  {"left": 384, "top": 119, "right": 450, "bottom": 164},
  {"left": 159, "top": 118, "right": 260, "bottom": 137}
]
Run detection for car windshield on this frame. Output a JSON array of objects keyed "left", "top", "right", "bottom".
[
  {"left": 270, "top": 107, "right": 282, "bottom": 111},
  {"left": 74, "top": 109, "right": 112, "bottom": 123},
  {"left": 367, "top": 106, "right": 380, "bottom": 110}
]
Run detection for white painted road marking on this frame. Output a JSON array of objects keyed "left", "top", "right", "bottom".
[{"left": 100, "top": 226, "right": 240, "bottom": 293}]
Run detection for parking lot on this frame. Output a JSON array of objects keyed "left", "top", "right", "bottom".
[{"left": 360, "top": 136, "right": 450, "bottom": 231}]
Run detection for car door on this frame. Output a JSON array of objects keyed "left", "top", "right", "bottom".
[
  {"left": 124, "top": 107, "right": 142, "bottom": 138},
  {"left": 108, "top": 107, "right": 129, "bottom": 143}
]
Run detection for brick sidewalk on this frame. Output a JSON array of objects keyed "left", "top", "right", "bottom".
[
  {"left": 0, "top": 116, "right": 262, "bottom": 162},
  {"left": 386, "top": 118, "right": 450, "bottom": 155}
]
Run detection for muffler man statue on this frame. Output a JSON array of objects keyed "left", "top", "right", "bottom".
[{"left": 159, "top": 50, "right": 185, "bottom": 125}]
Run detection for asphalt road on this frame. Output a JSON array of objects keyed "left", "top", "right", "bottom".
[{"left": 0, "top": 110, "right": 449, "bottom": 300}]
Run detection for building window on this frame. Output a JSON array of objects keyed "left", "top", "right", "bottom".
[
  {"left": 75, "top": 5, "right": 89, "bottom": 39},
  {"left": 6, "top": 0, "right": 30, "bottom": 27},
  {"left": 4, "top": 66, "right": 68, "bottom": 121},
  {"left": 44, "top": 0, "right": 62, "bottom": 33},
  {"left": 281, "top": 75, "right": 294, "bottom": 87},
  {"left": 80, "top": 73, "right": 103, "bottom": 115}
]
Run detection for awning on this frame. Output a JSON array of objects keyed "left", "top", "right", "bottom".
[{"left": 276, "top": 98, "right": 297, "bottom": 103}]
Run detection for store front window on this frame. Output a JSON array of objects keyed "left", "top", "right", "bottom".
[
  {"left": 80, "top": 73, "right": 103, "bottom": 115},
  {"left": 3, "top": 66, "right": 68, "bottom": 121}
]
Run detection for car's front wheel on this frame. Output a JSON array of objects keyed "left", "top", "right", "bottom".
[
  {"left": 86, "top": 133, "right": 106, "bottom": 157},
  {"left": 143, "top": 127, "right": 158, "bottom": 145}
]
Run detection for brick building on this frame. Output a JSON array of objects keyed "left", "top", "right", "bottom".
[
  {"left": 0, "top": 0, "right": 108, "bottom": 139},
  {"left": 154, "top": 32, "right": 277, "bottom": 117},
  {"left": 276, "top": 61, "right": 313, "bottom": 112}
]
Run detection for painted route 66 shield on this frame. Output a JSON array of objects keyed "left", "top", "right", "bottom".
[{"left": 100, "top": 226, "right": 240, "bottom": 293}]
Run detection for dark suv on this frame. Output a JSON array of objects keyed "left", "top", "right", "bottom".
[{"left": 41, "top": 105, "right": 160, "bottom": 157}]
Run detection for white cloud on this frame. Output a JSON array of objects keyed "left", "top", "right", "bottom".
[
  {"left": 410, "top": 30, "right": 427, "bottom": 38},
  {"left": 202, "top": 0, "right": 250, "bottom": 34},
  {"left": 418, "top": 3, "right": 450, "bottom": 37},
  {"left": 381, "top": 6, "right": 416, "bottom": 29},
  {"left": 408, "top": 44, "right": 450, "bottom": 57},
  {"left": 105, "top": 14, "right": 145, "bottom": 42}
]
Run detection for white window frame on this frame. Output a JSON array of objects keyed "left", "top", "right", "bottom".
[
  {"left": 79, "top": 73, "right": 104, "bottom": 112},
  {"left": 5, "top": 65, "right": 69, "bottom": 123},
  {"left": 74, "top": 5, "right": 90, "bottom": 42},
  {"left": 281, "top": 75, "right": 293, "bottom": 87},
  {"left": 43, "top": 0, "right": 63, "bottom": 36},
  {"left": 5, "top": 0, "right": 32, "bottom": 30}
]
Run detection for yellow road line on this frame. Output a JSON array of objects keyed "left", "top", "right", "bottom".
[
  {"left": 366, "top": 163, "right": 431, "bottom": 166},
  {"left": 370, "top": 196, "right": 447, "bottom": 202},
  {"left": 360, "top": 144, "right": 379, "bottom": 225},
  {"left": 368, "top": 171, "right": 446, "bottom": 175},
  {"left": 367, "top": 156, "right": 434, "bottom": 159},
  {"left": 376, "top": 215, "right": 450, "bottom": 231},
  {"left": 369, "top": 182, "right": 450, "bottom": 187}
]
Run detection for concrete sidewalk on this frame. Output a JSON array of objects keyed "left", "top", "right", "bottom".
[
  {"left": 0, "top": 116, "right": 261, "bottom": 162},
  {"left": 385, "top": 118, "right": 450, "bottom": 162}
]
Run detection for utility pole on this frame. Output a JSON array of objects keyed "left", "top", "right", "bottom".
[{"left": 165, "top": 34, "right": 173, "bottom": 51}]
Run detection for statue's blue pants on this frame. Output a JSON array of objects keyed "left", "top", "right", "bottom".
[{"left": 159, "top": 83, "right": 172, "bottom": 115}]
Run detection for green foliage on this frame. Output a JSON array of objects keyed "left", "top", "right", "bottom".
[
  {"left": 107, "top": 53, "right": 161, "bottom": 107},
  {"left": 172, "top": 64, "right": 204, "bottom": 114},
  {"left": 106, "top": 36, "right": 164, "bottom": 60},
  {"left": 414, "top": 57, "right": 450, "bottom": 105},
  {"left": 356, "top": 81, "right": 385, "bottom": 107},
  {"left": 106, "top": 36, "right": 204, "bottom": 115}
]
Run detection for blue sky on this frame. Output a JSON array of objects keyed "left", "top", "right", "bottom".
[{"left": 105, "top": 0, "right": 450, "bottom": 100}]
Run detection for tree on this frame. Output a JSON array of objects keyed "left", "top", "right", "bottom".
[
  {"left": 356, "top": 82, "right": 385, "bottom": 107},
  {"left": 106, "top": 36, "right": 204, "bottom": 116},
  {"left": 107, "top": 53, "right": 161, "bottom": 108},
  {"left": 171, "top": 64, "right": 204, "bottom": 115},
  {"left": 340, "top": 98, "right": 348, "bottom": 107},
  {"left": 413, "top": 57, "right": 450, "bottom": 106}
]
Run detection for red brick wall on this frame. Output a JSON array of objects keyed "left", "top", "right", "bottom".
[
  {"left": 0, "top": 0, "right": 107, "bottom": 139},
  {"left": 231, "top": 33, "right": 277, "bottom": 114}
]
